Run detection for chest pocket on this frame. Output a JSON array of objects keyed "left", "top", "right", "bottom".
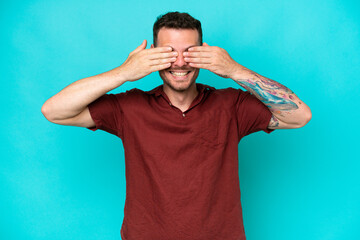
[{"left": 198, "top": 109, "right": 232, "bottom": 149}]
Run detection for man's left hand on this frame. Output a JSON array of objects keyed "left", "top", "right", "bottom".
[{"left": 183, "top": 43, "right": 242, "bottom": 79}]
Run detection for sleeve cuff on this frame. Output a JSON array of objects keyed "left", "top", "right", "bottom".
[
  {"left": 86, "top": 103, "right": 102, "bottom": 132},
  {"left": 262, "top": 109, "right": 276, "bottom": 134}
]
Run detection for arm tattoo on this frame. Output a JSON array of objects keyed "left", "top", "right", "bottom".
[
  {"left": 235, "top": 72, "right": 299, "bottom": 112},
  {"left": 269, "top": 114, "right": 280, "bottom": 127}
]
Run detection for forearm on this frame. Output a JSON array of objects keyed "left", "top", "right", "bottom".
[
  {"left": 42, "top": 66, "right": 127, "bottom": 121},
  {"left": 231, "top": 66, "right": 312, "bottom": 127}
]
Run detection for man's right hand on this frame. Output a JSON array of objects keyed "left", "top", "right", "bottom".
[
  {"left": 117, "top": 39, "right": 177, "bottom": 82},
  {"left": 42, "top": 39, "right": 176, "bottom": 127}
]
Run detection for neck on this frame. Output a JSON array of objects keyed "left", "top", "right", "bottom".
[{"left": 163, "top": 82, "right": 198, "bottom": 111}]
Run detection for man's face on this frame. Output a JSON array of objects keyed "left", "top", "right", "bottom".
[{"left": 152, "top": 28, "right": 200, "bottom": 92}]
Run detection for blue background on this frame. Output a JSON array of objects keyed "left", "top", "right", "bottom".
[{"left": 2, "top": 0, "right": 359, "bottom": 239}]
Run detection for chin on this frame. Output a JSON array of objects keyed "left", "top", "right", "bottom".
[{"left": 159, "top": 68, "right": 199, "bottom": 92}]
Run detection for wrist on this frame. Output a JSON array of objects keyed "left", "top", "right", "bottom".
[
  {"left": 230, "top": 64, "right": 253, "bottom": 81},
  {"left": 111, "top": 66, "right": 131, "bottom": 83}
]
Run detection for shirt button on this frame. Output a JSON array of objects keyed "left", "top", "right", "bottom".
[
  {"left": 169, "top": 102, "right": 172, "bottom": 106},
  {"left": 182, "top": 113, "right": 185, "bottom": 117}
]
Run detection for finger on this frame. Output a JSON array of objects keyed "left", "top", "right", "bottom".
[
  {"left": 184, "top": 57, "right": 212, "bottom": 64},
  {"left": 150, "top": 62, "right": 172, "bottom": 72},
  {"left": 149, "top": 57, "right": 177, "bottom": 66},
  {"left": 145, "top": 46, "right": 173, "bottom": 53},
  {"left": 188, "top": 62, "right": 211, "bottom": 69},
  {"left": 132, "top": 40, "right": 147, "bottom": 54},
  {"left": 148, "top": 51, "right": 178, "bottom": 60},
  {"left": 188, "top": 46, "right": 212, "bottom": 52},
  {"left": 183, "top": 51, "right": 211, "bottom": 58},
  {"left": 203, "top": 42, "right": 210, "bottom": 46}
]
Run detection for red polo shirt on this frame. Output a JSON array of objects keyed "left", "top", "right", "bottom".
[{"left": 87, "top": 83, "right": 275, "bottom": 240}]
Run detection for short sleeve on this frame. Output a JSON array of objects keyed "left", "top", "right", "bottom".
[
  {"left": 236, "top": 90, "right": 275, "bottom": 140},
  {"left": 87, "top": 93, "right": 124, "bottom": 138}
]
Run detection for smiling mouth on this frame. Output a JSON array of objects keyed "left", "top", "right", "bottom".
[{"left": 169, "top": 71, "right": 191, "bottom": 76}]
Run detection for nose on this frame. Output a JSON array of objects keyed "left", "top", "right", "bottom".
[{"left": 172, "top": 52, "right": 187, "bottom": 68}]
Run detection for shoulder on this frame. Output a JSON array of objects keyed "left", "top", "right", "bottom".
[
  {"left": 207, "top": 86, "right": 246, "bottom": 104},
  {"left": 112, "top": 88, "right": 148, "bottom": 101},
  {"left": 213, "top": 86, "right": 243, "bottom": 95}
]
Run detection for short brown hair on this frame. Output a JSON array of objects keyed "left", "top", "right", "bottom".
[{"left": 153, "top": 12, "right": 202, "bottom": 47}]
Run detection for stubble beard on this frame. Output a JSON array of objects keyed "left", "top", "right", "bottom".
[{"left": 159, "top": 69, "right": 200, "bottom": 92}]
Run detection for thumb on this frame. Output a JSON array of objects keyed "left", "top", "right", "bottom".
[
  {"left": 133, "top": 39, "right": 147, "bottom": 53},
  {"left": 203, "top": 42, "right": 209, "bottom": 46}
]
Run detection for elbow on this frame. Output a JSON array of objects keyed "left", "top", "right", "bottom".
[
  {"left": 41, "top": 102, "right": 50, "bottom": 120},
  {"left": 298, "top": 108, "right": 312, "bottom": 128},
  {"left": 41, "top": 101, "right": 55, "bottom": 122}
]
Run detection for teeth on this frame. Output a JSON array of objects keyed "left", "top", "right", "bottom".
[{"left": 170, "top": 71, "right": 189, "bottom": 76}]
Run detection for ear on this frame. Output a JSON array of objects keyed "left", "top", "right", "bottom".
[{"left": 151, "top": 44, "right": 154, "bottom": 48}]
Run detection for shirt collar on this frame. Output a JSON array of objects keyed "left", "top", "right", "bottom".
[{"left": 145, "top": 83, "right": 215, "bottom": 97}]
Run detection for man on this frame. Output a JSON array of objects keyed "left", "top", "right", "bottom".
[{"left": 42, "top": 12, "right": 311, "bottom": 240}]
